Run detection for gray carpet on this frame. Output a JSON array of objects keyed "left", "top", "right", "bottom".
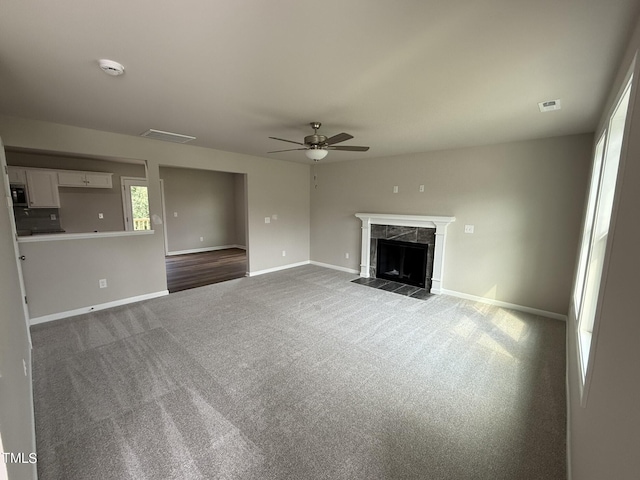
[{"left": 31, "top": 265, "right": 566, "bottom": 479}]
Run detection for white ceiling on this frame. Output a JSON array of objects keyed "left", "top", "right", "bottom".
[{"left": 1, "top": 0, "right": 639, "bottom": 163}]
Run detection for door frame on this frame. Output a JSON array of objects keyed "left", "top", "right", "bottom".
[
  {"left": 120, "top": 176, "right": 149, "bottom": 231},
  {"left": 1, "top": 140, "right": 31, "bottom": 338},
  {"left": 160, "top": 178, "right": 169, "bottom": 255}
]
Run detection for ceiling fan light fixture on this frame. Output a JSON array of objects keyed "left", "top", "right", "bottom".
[{"left": 305, "top": 148, "right": 328, "bottom": 161}]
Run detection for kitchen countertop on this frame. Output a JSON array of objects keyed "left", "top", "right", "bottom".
[{"left": 17, "top": 230, "right": 155, "bottom": 242}]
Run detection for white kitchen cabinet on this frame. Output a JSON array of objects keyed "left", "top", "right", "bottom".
[
  {"left": 56, "top": 171, "right": 85, "bottom": 187},
  {"left": 58, "top": 171, "right": 113, "bottom": 188},
  {"left": 84, "top": 172, "right": 113, "bottom": 188},
  {"left": 25, "top": 169, "right": 60, "bottom": 208},
  {"left": 7, "top": 166, "right": 27, "bottom": 184}
]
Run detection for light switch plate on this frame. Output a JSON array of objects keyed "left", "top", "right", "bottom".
[{"left": 464, "top": 225, "right": 475, "bottom": 234}]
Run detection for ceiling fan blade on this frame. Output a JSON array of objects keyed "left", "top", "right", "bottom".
[
  {"left": 327, "top": 145, "right": 370, "bottom": 152},
  {"left": 267, "top": 148, "right": 307, "bottom": 153},
  {"left": 325, "top": 133, "right": 354, "bottom": 145},
  {"left": 269, "top": 136, "right": 305, "bottom": 146}
]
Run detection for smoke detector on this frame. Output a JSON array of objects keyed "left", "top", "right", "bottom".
[{"left": 98, "top": 59, "right": 125, "bottom": 76}]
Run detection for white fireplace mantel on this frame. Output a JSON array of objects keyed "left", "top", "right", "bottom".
[{"left": 355, "top": 213, "right": 456, "bottom": 294}]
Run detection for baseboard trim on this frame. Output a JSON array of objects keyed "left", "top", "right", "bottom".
[
  {"left": 440, "top": 288, "right": 567, "bottom": 321},
  {"left": 249, "top": 261, "right": 310, "bottom": 277},
  {"left": 167, "top": 245, "right": 245, "bottom": 256},
  {"left": 309, "top": 261, "right": 359, "bottom": 275},
  {"left": 29, "top": 290, "right": 170, "bottom": 326}
]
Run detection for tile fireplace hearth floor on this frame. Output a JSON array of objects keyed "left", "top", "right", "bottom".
[{"left": 351, "top": 277, "right": 433, "bottom": 300}]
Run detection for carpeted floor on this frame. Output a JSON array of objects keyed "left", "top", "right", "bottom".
[{"left": 31, "top": 265, "right": 566, "bottom": 479}]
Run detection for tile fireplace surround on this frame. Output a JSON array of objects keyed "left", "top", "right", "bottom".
[{"left": 355, "top": 213, "right": 456, "bottom": 294}]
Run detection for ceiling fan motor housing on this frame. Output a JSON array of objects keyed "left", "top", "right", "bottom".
[{"left": 305, "top": 134, "right": 327, "bottom": 146}]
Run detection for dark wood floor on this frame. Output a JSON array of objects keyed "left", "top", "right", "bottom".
[{"left": 165, "top": 248, "right": 247, "bottom": 293}]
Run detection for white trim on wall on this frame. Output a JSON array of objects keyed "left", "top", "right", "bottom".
[
  {"left": 248, "top": 261, "right": 310, "bottom": 277},
  {"left": 310, "top": 261, "right": 359, "bottom": 275},
  {"left": 29, "top": 290, "right": 169, "bottom": 325},
  {"left": 160, "top": 178, "right": 169, "bottom": 255},
  {"left": 441, "top": 288, "right": 567, "bottom": 321},
  {"left": 166, "top": 244, "right": 246, "bottom": 256},
  {"left": 311, "top": 260, "right": 566, "bottom": 319}
]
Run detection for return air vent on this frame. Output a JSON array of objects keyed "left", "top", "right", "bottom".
[
  {"left": 538, "top": 99, "right": 562, "bottom": 112},
  {"left": 140, "top": 129, "right": 196, "bottom": 144}
]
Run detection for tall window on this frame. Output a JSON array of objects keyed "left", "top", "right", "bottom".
[{"left": 574, "top": 77, "right": 633, "bottom": 382}]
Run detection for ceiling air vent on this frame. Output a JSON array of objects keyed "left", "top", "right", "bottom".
[
  {"left": 538, "top": 99, "right": 562, "bottom": 112},
  {"left": 140, "top": 129, "right": 196, "bottom": 144}
]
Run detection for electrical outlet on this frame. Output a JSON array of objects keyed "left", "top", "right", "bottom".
[
  {"left": 50, "top": 213, "right": 57, "bottom": 220},
  {"left": 419, "top": 185, "right": 425, "bottom": 192},
  {"left": 282, "top": 250, "right": 286, "bottom": 257},
  {"left": 200, "top": 236, "right": 204, "bottom": 242},
  {"left": 464, "top": 225, "right": 475, "bottom": 234},
  {"left": 272, "top": 214, "right": 278, "bottom": 220},
  {"left": 393, "top": 186, "right": 399, "bottom": 193},
  {"left": 99, "top": 278, "right": 108, "bottom": 288},
  {"left": 173, "top": 212, "right": 178, "bottom": 217},
  {"left": 265, "top": 217, "right": 271, "bottom": 224},
  {"left": 345, "top": 253, "right": 350, "bottom": 259},
  {"left": 98, "top": 213, "right": 104, "bottom": 219}
]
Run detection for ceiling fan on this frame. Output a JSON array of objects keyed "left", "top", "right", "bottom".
[{"left": 268, "top": 122, "right": 369, "bottom": 161}]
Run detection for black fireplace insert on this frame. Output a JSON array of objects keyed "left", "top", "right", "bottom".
[{"left": 376, "top": 238, "right": 428, "bottom": 288}]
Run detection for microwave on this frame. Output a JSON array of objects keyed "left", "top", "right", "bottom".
[{"left": 10, "top": 184, "right": 29, "bottom": 207}]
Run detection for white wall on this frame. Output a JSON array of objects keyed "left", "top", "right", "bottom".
[
  {"left": 567, "top": 15, "right": 640, "bottom": 480},
  {"left": 18, "top": 234, "right": 166, "bottom": 319},
  {"left": 160, "top": 166, "right": 240, "bottom": 252},
  {"left": 0, "top": 115, "right": 310, "bottom": 318},
  {"left": 310, "top": 134, "right": 592, "bottom": 315}
]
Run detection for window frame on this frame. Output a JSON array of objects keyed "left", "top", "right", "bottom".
[{"left": 574, "top": 61, "right": 636, "bottom": 404}]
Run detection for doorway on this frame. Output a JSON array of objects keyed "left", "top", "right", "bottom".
[{"left": 159, "top": 166, "right": 248, "bottom": 292}]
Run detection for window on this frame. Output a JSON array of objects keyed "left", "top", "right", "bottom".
[
  {"left": 574, "top": 76, "right": 633, "bottom": 384},
  {"left": 121, "top": 177, "right": 150, "bottom": 231}
]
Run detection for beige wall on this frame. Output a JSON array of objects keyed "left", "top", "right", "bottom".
[
  {"left": 0, "top": 115, "right": 310, "bottom": 318},
  {"left": 160, "top": 167, "right": 241, "bottom": 252},
  {"left": 0, "top": 143, "right": 37, "bottom": 479},
  {"left": 7, "top": 150, "right": 146, "bottom": 233},
  {"left": 310, "top": 134, "right": 592, "bottom": 314},
  {"left": 19, "top": 235, "right": 166, "bottom": 319},
  {"left": 567, "top": 15, "right": 640, "bottom": 480}
]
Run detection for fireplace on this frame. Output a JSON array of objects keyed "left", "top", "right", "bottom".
[
  {"left": 355, "top": 213, "right": 456, "bottom": 294},
  {"left": 376, "top": 239, "right": 428, "bottom": 288}
]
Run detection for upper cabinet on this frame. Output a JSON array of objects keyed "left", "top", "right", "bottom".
[
  {"left": 7, "top": 166, "right": 27, "bottom": 184},
  {"left": 7, "top": 166, "right": 113, "bottom": 209},
  {"left": 58, "top": 171, "right": 113, "bottom": 188},
  {"left": 25, "top": 169, "right": 60, "bottom": 208}
]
